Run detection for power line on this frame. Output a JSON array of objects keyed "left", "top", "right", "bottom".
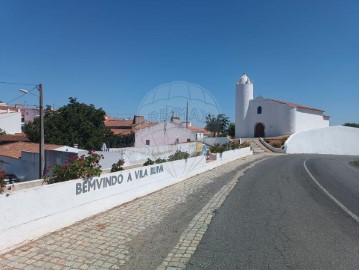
[
  {"left": 0, "top": 81, "right": 36, "bottom": 86},
  {"left": 4, "top": 86, "right": 38, "bottom": 105}
]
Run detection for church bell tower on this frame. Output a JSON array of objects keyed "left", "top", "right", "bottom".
[{"left": 235, "top": 74, "right": 253, "bottom": 138}]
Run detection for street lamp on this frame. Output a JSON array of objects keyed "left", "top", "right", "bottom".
[{"left": 19, "top": 84, "right": 44, "bottom": 179}]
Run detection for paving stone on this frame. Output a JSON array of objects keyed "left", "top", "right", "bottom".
[{"left": 0, "top": 153, "right": 270, "bottom": 269}]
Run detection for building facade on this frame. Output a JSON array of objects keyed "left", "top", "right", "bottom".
[
  {"left": 135, "top": 122, "right": 196, "bottom": 147},
  {"left": 0, "top": 108, "right": 22, "bottom": 134},
  {"left": 235, "top": 74, "right": 329, "bottom": 138}
]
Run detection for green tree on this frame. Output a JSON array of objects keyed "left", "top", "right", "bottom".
[
  {"left": 24, "top": 97, "right": 112, "bottom": 150},
  {"left": 105, "top": 133, "right": 135, "bottom": 148},
  {"left": 0, "top": 128, "right": 6, "bottom": 136},
  {"left": 343, "top": 123, "right": 359, "bottom": 128},
  {"left": 205, "top": 114, "right": 230, "bottom": 137},
  {"left": 227, "top": 122, "right": 235, "bottom": 137}
]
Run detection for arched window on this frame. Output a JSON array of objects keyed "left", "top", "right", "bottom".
[{"left": 257, "top": 106, "right": 262, "bottom": 114}]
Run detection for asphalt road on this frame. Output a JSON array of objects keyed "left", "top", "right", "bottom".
[{"left": 187, "top": 154, "right": 359, "bottom": 269}]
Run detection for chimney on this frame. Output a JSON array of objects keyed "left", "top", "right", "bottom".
[{"left": 133, "top": 115, "right": 144, "bottom": 125}]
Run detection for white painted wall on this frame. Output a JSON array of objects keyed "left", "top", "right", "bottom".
[
  {"left": 0, "top": 110, "right": 21, "bottom": 134},
  {"left": 285, "top": 126, "right": 359, "bottom": 155},
  {"left": 235, "top": 77, "right": 253, "bottom": 138},
  {"left": 259, "top": 137, "right": 286, "bottom": 153},
  {"left": 294, "top": 108, "right": 329, "bottom": 131},
  {"left": 135, "top": 122, "right": 196, "bottom": 147},
  {"left": 238, "top": 98, "right": 329, "bottom": 138},
  {"left": 23, "top": 108, "right": 39, "bottom": 124},
  {"left": 107, "top": 142, "right": 197, "bottom": 167},
  {"left": 235, "top": 75, "right": 329, "bottom": 138},
  {"left": 246, "top": 98, "right": 295, "bottom": 137},
  {"left": 0, "top": 147, "right": 252, "bottom": 253},
  {"left": 203, "top": 137, "right": 232, "bottom": 146}
]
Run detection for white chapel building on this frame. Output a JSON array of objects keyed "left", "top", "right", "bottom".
[{"left": 235, "top": 74, "right": 329, "bottom": 138}]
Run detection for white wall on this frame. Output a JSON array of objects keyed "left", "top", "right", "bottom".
[
  {"left": 107, "top": 142, "right": 197, "bottom": 167},
  {"left": 0, "top": 147, "right": 252, "bottom": 253},
  {"left": 245, "top": 98, "right": 294, "bottom": 137},
  {"left": 23, "top": 108, "right": 38, "bottom": 124},
  {"left": 235, "top": 81, "right": 254, "bottom": 138},
  {"left": 285, "top": 126, "right": 359, "bottom": 155},
  {"left": 203, "top": 137, "right": 232, "bottom": 146},
  {"left": 294, "top": 108, "right": 329, "bottom": 131},
  {"left": 135, "top": 122, "right": 196, "bottom": 147},
  {"left": 241, "top": 98, "right": 329, "bottom": 138},
  {"left": 0, "top": 110, "right": 21, "bottom": 134}
]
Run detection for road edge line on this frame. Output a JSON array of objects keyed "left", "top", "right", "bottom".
[
  {"left": 304, "top": 158, "right": 359, "bottom": 223},
  {"left": 157, "top": 157, "right": 270, "bottom": 270}
]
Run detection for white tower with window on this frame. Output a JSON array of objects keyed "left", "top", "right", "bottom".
[{"left": 235, "top": 74, "right": 253, "bottom": 138}]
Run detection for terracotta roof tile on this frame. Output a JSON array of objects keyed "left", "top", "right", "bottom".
[
  {"left": 0, "top": 142, "right": 62, "bottom": 159},
  {"left": 270, "top": 99, "right": 324, "bottom": 112},
  {"left": 0, "top": 133, "right": 29, "bottom": 144},
  {"left": 187, "top": 126, "right": 211, "bottom": 135},
  {"left": 111, "top": 129, "right": 133, "bottom": 135},
  {"left": 105, "top": 119, "right": 133, "bottom": 128}
]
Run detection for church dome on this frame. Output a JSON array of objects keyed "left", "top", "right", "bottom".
[{"left": 237, "top": 74, "right": 251, "bottom": 84}]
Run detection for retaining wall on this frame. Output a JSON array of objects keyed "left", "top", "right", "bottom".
[
  {"left": 285, "top": 126, "right": 359, "bottom": 155},
  {"left": 259, "top": 138, "right": 285, "bottom": 153},
  {"left": 0, "top": 147, "right": 252, "bottom": 253}
]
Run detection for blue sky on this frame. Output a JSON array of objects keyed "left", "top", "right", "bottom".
[{"left": 1, "top": 0, "right": 358, "bottom": 126}]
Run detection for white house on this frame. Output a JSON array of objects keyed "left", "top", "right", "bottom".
[
  {"left": 235, "top": 74, "right": 329, "bottom": 138},
  {"left": 0, "top": 108, "right": 22, "bottom": 134},
  {"left": 135, "top": 122, "right": 196, "bottom": 147}
]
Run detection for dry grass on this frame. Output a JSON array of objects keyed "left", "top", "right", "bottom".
[
  {"left": 350, "top": 160, "right": 359, "bottom": 168},
  {"left": 264, "top": 135, "right": 289, "bottom": 148}
]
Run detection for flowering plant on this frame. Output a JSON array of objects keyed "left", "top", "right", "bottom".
[
  {"left": 50, "top": 151, "right": 104, "bottom": 182},
  {"left": 110, "top": 159, "right": 125, "bottom": 172}
]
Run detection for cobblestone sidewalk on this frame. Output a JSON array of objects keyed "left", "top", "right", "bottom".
[{"left": 0, "top": 154, "right": 273, "bottom": 270}]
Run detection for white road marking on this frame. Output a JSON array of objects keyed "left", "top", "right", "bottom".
[{"left": 304, "top": 158, "right": 359, "bottom": 223}]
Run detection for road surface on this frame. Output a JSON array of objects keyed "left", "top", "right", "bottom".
[{"left": 188, "top": 154, "right": 359, "bottom": 269}]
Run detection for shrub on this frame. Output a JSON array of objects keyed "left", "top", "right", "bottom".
[
  {"left": 210, "top": 144, "right": 225, "bottom": 153},
  {"left": 0, "top": 170, "right": 6, "bottom": 194},
  {"left": 143, "top": 158, "right": 155, "bottom": 166},
  {"left": 210, "top": 141, "right": 250, "bottom": 153},
  {"left": 190, "top": 152, "right": 201, "bottom": 157},
  {"left": 271, "top": 142, "right": 281, "bottom": 148},
  {"left": 50, "top": 151, "right": 103, "bottom": 182},
  {"left": 111, "top": 159, "right": 125, "bottom": 172},
  {"left": 167, "top": 150, "right": 190, "bottom": 161},
  {"left": 239, "top": 141, "right": 250, "bottom": 148},
  {"left": 155, "top": 157, "right": 166, "bottom": 164}
]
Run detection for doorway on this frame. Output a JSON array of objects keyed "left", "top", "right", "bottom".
[{"left": 254, "top": 123, "right": 265, "bottom": 137}]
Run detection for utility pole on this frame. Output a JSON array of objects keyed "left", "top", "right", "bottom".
[
  {"left": 186, "top": 101, "right": 189, "bottom": 128},
  {"left": 39, "top": 84, "right": 45, "bottom": 179}
]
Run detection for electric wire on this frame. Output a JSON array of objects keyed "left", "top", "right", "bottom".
[
  {"left": 3, "top": 86, "right": 38, "bottom": 105},
  {"left": 0, "top": 81, "right": 36, "bottom": 86}
]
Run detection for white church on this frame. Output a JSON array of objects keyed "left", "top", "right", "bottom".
[{"left": 235, "top": 74, "right": 329, "bottom": 138}]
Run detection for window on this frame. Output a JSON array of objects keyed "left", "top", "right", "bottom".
[
  {"left": 187, "top": 138, "right": 191, "bottom": 142},
  {"left": 257, "top": 106, "right": 262, "bottom": 114},
  {"left": 146, "top": 140, "right": 150, "bottom": 146}
]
